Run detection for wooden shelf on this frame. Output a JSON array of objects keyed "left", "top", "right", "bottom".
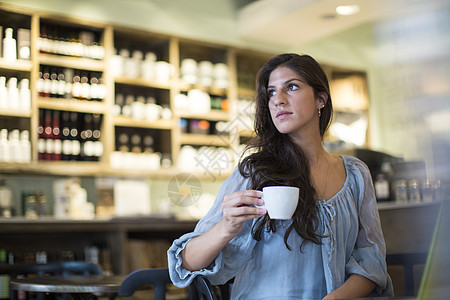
[
  {"left": 0, "top": 109, "right": 32, "bottom": 118},
  {"left": 114, "top": 76, "right": 171, "bottom": 90},
  {"left": 237, "top": 88, "right": 255, "bottom": 98},
  {"left": 180, "top": 133, "right": 230, "bottom": 147},
  {"left": 39, "top": 53, "right": 105, "bottom": 71},
  {"left": 179, "top": 83, "right": 228, "bottom": 96},
  {"left": 0, "top": 59, "right": 33, "bottom": 72},
  {"left": 0, "top": 3, "right": 370, "bottom": 179},
  {"left": 113, "top": 116, "right": 174, "bottom": 129},
  {"left": 178, "top": 109, "right": 230, "bottom": 121},
  {"left": 38, "top": 97, "right": 107, "bottom": 114},
  {"left": 239, "top": 129, "right": 255, "bottom": 138}
]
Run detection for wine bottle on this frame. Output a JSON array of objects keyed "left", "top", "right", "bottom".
[
  {"left": 50, "top": 69, "right": 59, "bottom": 98},
  {"left": 37, "top": 110, "right": 45, "bottom": 161},
  {"left": 71, "top": 71, "right": 82, "bottom": 99},
  {"left": 37, "top": 71, "right": 45, "bottom": 97},
  {"left": 92, "top": 114, "right": 103, "bottom": 161},
  {"left": 43, "top": 109, "right": 54, "bottom": 161},
  {"left": 57, "top": 69, "right": 66, "bottom": 98},
  {"left": 81, "top": 113, "right": 93, "bottom": 161},
  {"left": 80, "top": 72, "right": 90, "bottom": 100},
  {"left": 61, "top": 111, "right": 72, "bottom": 161},
  {"left": 42, "top": 68, "right": 51, "bottom": 98},
  {"left": 70, "top": 112, "right": 80, "bottom": 161},
  {"left": 52, "top": 110, "right": 61, "bottom": 161}
]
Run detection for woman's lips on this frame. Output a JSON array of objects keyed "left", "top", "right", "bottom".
[{"left": 276, "top": 110, "right": 293, "bottom": 119}]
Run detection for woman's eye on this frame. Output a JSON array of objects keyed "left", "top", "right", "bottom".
[
  {"left": 267, "top": 89, "right": 276, "bottom": 97},
  {"left": 288, "top": 84, "right": 298, "bottom": 91}
]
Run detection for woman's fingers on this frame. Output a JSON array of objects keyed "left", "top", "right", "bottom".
[
  {"left": 222, "top": 190, "right": 266, "bottom": 220},
  {"left": 220, "top": 190, "right": 266, "bottom": 237},
  {"left": 223, "top": 190, "right": 263, "bottom": 207}
]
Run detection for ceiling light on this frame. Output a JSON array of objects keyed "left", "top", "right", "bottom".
[{"left": 336, "top": 5, "right": 360, "bottom": 16}]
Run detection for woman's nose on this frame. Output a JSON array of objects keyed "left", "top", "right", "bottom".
[{"left": 273, "top": 92, "right": 286, "bottom": 106}]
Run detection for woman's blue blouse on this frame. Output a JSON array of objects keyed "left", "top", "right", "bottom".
[{"left": 168, "top": 156, "right": 394, "bottom": 299}]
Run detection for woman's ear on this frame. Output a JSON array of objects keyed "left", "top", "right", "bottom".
[{"left": 317, "top": 92, "right": 328, "bottom": 109}]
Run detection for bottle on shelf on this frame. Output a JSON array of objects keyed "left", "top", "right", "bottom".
[
  {"left": 20, "top": 130, "right": 31, "bottom": 163},
  {"left": 37, "top": 111, "right": 45, "bottom": 160},
  {"left": 57, "top": 70, "right": 66, "bottom": 98},
  {"left": 130, "top": 134, "right": 142, "bottom": 153},
  {"left": 50, "top": 69, "right": 59, "bottom": 98},
  {"left": 0, "top": 179, "right": 13, "bottom": 218},
  {"left": 8, "top": 129, "right": 21, "bottom": 163},
  {"left": 61, "top": 111, "right": 72, "bottom": 161},
  {"left": 7, "top": 77, "right": 19, "bottom": 110},
  {"left": 63, "top": 68, "right": 74, "bottom": 99},
  {"left": 42, "top": 68, "right": 51, "bottom": 98},
  {"left": 43, "top": 109, "right": 54, "bottom": 161},
  {"left": 2, "top": 28, "right": 17, "bottom": 62},
  {"left": 17, "top": 28, "right": 31, "bottom": 60},
  {"left": 0, "top": 76, "right": 7, "bottom": 109},
  {"left": 69, "top": 112, "right": 80, "bottom": 161},
  {"left": 19, "top": 78, "right": 31, "bottom": 111},
  {"left": 89, "top": 73, "right": 99, "bottom": 101},
  {"left": 81, "top": 113, "right": 93, "bottom": 161},
  {"left": 0, "top": 129, "right": 10, "bottom": 162},
  {"left": 80, "top": 72, "right": 90, "bottom": 100},
  {"left": 92, "top": 114, "right": 103, "bottom": 161},
  {"left": 117, "top": 132, "right": 129, "bottom": 153},
  {"left": 71, "top": 71, "right": 82, "bottom": 99},
  {"left": 52, "top": 110, "right": 61, "bottom": 161}
]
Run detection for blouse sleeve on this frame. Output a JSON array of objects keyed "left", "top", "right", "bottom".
[
  {"left": 167, "top": 167, "right": 257, "bottom": 288},
  {"left": 345, "top": 157, "right": 393, "bottom": 296}
]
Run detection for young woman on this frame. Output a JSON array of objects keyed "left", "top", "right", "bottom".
[{"left": 168, "top": 53, "right": 393, "bottom": 299}]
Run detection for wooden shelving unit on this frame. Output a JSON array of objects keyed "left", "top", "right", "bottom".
[{"left": 0, "top": 3, "right": 369, "bottom": 177}]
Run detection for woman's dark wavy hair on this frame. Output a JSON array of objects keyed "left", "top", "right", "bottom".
[{"left": 238, "top": 53, "right": 333, "bottom": 250}]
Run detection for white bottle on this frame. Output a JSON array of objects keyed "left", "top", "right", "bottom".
[
  {"left": 0, "top": 77, "right": 7, "bottom": 109},
  {"left": 0, "top": 129, "right": 10, "bottom": 162},
  {"left": 20, "top": 130, "right": 31, "bottom": 163},
  {"left": 8, "top": 129, "right": 20, "bottom": 163},
  {"left": 7, "top": 77, "right": 19, "bottom": 110},
  {"left": 3, "top": 28, "right": 17, "bottom": 62},
  {"left": 19, "top": 78, "right": 31, "bottom": 111}
]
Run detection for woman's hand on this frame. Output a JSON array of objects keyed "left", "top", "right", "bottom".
[
  {"left": 221, "top": 190, "right": 266, "bottom": 238},
  {"left": 181, "top": 190, "right": 266, "bottom": 271}
]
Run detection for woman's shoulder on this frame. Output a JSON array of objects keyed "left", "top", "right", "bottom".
[{"left": 341, "top": 155, "right": 370, "bottom": 174}]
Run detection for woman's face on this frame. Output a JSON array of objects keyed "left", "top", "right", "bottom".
[{"left": 267, "top": 66, "right": 324, "bottom": 138}]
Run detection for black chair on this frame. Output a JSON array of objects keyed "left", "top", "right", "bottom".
[
  {"left": 190, "top": 275, "right": 232, "bottom": 300},
  {"left": 386, "top": 252, "right": 428, "bottom": 296},
  {"left": 118, "top": 268, "right": 172, "bottom": 300}
]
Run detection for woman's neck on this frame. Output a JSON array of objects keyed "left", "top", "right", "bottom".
[{"left": 289, "top": 133, "right": 327, "bottom": 166}]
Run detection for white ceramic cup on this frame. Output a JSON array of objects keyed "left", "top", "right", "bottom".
[{"left": 259, "top": 186, "right": 299, "bottom": 219}]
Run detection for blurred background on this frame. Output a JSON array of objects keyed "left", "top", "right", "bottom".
[{"left": 0, "top": 0, "right": 448, "bottom": 298}]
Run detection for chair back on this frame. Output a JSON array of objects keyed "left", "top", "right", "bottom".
[
  {"left": 118, "top": 268, "right": 171, "bottom": 300},
  {"left": 190, "top": 275, "right": 218, "bottom": 300},
  {"left": 190, "top": 276, "right": 232, "bottom": 300}
]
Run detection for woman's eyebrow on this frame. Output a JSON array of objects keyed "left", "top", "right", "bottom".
[{"left": 267, "top": 78, "right": 304, "bottom": 89}]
